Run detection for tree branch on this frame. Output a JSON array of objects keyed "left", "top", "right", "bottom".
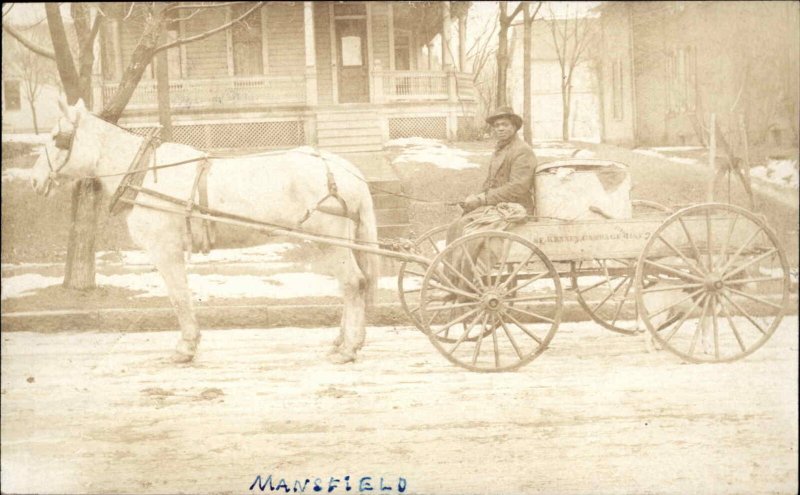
[
  {"left": 166, "top": 2, "right": 245, "bottom": 12},
  {"left": 2, "top": 24, "right": 56, "bottom": 60},
  {"left": 154, "top": 1, "right": 264, "bottom": 53}
]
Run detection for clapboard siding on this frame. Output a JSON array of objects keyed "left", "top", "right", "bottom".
[
  {"left": 266, "top": 3, "right": 305, "bottom": 76},
  {"left": 314, "top": 4, "right": 333, "bottom": 105},
  {"left": 371, "top": 5, "right": 390, "bottom": 70},
  {"left": 184, "top": 9, "right": 229, "bottom": 78}
]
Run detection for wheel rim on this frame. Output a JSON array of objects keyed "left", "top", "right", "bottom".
[
  {"left": 634, "top": 203, "right": 789, "bottom": 363},
  {"left": 419, "top": 231, "right": 563, "bottom": 372},
  {"left": 398, "top": 225, "right": 449, "bottom": 333}
]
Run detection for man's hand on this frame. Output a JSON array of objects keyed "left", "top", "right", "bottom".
[{"left": 461, "top": 194, "right": 484, "bottom": 213}]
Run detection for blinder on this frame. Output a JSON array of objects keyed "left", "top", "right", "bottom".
[{"left": 54, "top": 128, "right": 75, "bottom": 150}]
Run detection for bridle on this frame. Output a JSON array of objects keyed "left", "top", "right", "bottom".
[{"left": 41, "top": 120, "right": 77, "bottom": 195}]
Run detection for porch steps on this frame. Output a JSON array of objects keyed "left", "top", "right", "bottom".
[
  {"left": 316, "top": 109, "right": 384, "bottom": 153},
  {"left": 337, "top": 154, "right": 411, "bottom": 244}
]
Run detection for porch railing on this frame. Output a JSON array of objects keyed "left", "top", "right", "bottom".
[
  {"left": 375, "top": 70, "right": 476, "bottom": 102},
  {"left": 102, "top": 75, "right": 306, "bottom": 110}
]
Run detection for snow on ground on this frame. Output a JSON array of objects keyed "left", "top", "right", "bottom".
[
  {"left": 1, "top": 133, "right": 50, "bottom": 144},
  {"left": 633, "top": 148, "right": 702, "bottom": 166},
  {"left": 2, "top": 168, "right": 33, "bottom": 183},
  {"left": 97, "top": 243, "right": 296, "bottom": 266},
  {"left": 751, "top": 158, "right": 799, "bottom": 189},
  {"left": 534, "top": 147, "right": 595, "bottom": 159},
  {"left": 385, "top": 138, "right": 481, "bottom": 170}
]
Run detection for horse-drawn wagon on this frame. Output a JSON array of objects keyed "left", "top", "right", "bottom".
[{"left": 32, "top": 100, "right": 791, "bottom": 372}]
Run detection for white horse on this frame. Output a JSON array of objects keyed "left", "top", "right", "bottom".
[{"left": 31, "top": 99, "right": 379, "bottom": 364}]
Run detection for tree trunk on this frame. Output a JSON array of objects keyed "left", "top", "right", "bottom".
[
  {"left": 63, "top": 179, "right": 102, "bottom": 289},
  {"left": 28, "top": 98, "right": 39, "bottom": 134},
  {"left": 155, "top": 4, "right": 173, "bottom": 141},
  {"left": 562, "top": 84, "right": 571, "bottom": 141},
  {"left": 522, "top": 3, "right": 532, "bottom": 144},
  {"left": 45, "top": 4, "right": 81, "bottom": 103},
  {"left": 496, "top": 2, "right": 509, "bottom": 107}
]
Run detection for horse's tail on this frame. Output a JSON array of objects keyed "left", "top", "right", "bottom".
[{"left": 355, "top": 192, "right": 379, "bottom": 307}]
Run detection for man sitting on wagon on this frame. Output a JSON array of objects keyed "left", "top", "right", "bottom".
[{"left": 430, "top": 106, "right": 538, "bottom": 301}]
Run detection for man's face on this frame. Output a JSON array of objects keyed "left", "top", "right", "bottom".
[{"left": 493, "top": 117, "right": 516, "bottom": 141}]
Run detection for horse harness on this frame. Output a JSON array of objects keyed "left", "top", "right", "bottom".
[{"left": 297, "top": 150, "right": 358, "bottom": 227}]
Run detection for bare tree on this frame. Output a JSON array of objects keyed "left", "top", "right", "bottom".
[
  {"left": 496, "top": 1, "right": 524, "bottom": 107},
  {"left": 2, "top": 28, "right": 58, "bottom": 134},
  {"left": 546, "top": 3, "right": 598, "bottom": 141},
  {"left": 3, "top": 1, "right": 265, "bottom": 290},
  {"left": 521, "top": 1, "right": 543, "bottom": 144}
]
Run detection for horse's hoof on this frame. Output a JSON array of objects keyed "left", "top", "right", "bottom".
[
  {"left": 170, "top": 352, "right": 195, "bottom": 364},
  {"left": 327, "top": 350, "right": 356, "bottom": 365}
]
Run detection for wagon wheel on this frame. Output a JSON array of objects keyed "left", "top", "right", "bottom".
[
  {"left": 398, "top": 224, "right": 449, "bottom": 332},
  {"left": 418, "top": 231, "right": 563, "bottom": 372},
  {"left": 634, "top": 203, "right": 790, "bottom": 363},
  {"left": 570, "top": 200, "right": 673, "bottom": 335}
]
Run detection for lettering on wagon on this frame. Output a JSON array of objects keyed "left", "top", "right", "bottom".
[{"left": 530, "top": 231, "right": 651, "bottom": 245}]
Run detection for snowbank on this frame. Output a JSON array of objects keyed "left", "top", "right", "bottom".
[
  {"left": 96, "top": 243, "right": 296, "bottom": 266},
  {"left": 751, "top": 159, "right": 799, "bottom": 189},
  {"left": 386, "top": 138, "right": 481, "bottom": 170},
  {"left": 2, "top": 168, "right": 33, "bottom": 183},
  {"left": 632, "top": 148, "right": 701, "bottom": 166},
  {"left": 1, "top": 133, "right": 50, "bottom": 144}
]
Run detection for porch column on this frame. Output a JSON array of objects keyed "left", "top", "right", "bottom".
[
  {"left": 427, "top": 43, "right": 434, "bottom": 70},
  {"left": 304, "top": 1, "right": 318, "bottom": 107},
  {"left": 458, "top": 14, "right": 467, "bottom": 72},
  {"left": 441, "top": 1, "right": 452, "bottom": 69}
]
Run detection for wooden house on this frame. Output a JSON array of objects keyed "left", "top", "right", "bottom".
[{"left": 97, "top": 1, "right": 477, "bottom": 153}]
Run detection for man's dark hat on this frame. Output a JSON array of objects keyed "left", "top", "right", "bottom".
[{"left": 485, "top": 106, "right": 523, "bottom": 130}]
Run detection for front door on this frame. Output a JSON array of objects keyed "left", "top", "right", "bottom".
[{"left": 336, "top": 18, "right": 369, "bottom": 103}]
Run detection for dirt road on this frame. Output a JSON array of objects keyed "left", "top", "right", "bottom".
[{"left": 2, "top": 318, "right": 797, "bottom": 495}]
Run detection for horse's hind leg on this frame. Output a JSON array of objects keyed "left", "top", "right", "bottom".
[{"left": 328, "top": 247, "right": 367, "bottom": 364}]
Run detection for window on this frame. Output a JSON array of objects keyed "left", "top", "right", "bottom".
[
  {"left": 667, "top": 46, "right": 696, "bottom": 114},
  {"left": 612, "top": 59, "right": 623, "bottom": 120},
  {"left": 231, "top": 4, "right": 264, "bottom": 76},
  {"left": 4, "top": 80, "right": 21, "bottom": 111},
  {"left": 394, "top": 30, "right": 411, "bottom": 71}
]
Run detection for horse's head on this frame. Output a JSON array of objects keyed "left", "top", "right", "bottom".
[{"left": 31, "top": 98, "right": 100, "bottom": 196}]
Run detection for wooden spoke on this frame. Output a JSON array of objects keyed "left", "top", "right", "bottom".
[
  {"left": 498, "top": 251, "right": 537, "bottom": 291},
  {"left": 641, "top": 282, "right": 703, "bottom": 294},
  {"left": 427, "top": 279, "right": 481, "bottom": 301},
  {"left": 500, "top": 318, "right": 524, "bottom": 360},
  {"left": 470, "top": 313, "right": 488, "bottom": 365},
  {"left": 590, "top": 276, "right": 629, "bottom": 313},
  {"left": 493, "top": 238, "right": 512, "bottom": 287},
  {"left": 426, "top": 236, "right": 442, "bottom": 253},
  {"left": 505, "top": 293, "right": 559, "bottom": 303},
  {"left": 506, "top": 305, "right": 556, "bottom": 324},
  {"left": 718, "top": 295, "right": 747, "bottom": 352},
  {"left": 711, "top": 294, "right": 720, "bottom": 359},
  {"left": 491, "top": 313, "right": 500, "bottom": 368},
  {"left": 678, "top": 216, "right": 705, "bottom": 269},
  {"left": 610, "top": 279, "right": 635, "bottom": 328},
  {"left": 719, "top": 292, "right": 767, "bottom": 335},
  {"left": 722, "top": 248, "right": 778, "bottom": 281},
  {"left": 431, "top": 306, "right": 482, "bottom": 336},
  {"left": 574, "top": 274, "right": 614, "bottom": 295},
  {"left": 505, "top": 312, "right": 544, "bottom": 345},
  {"left": 706, "top": 208, "right": 713, "bottom": 269},
  {"left": 656, "top": 234, "right": 707, "bottom": 277},
  {"left": 404, "top": 269, "right": 428, "bottom": 278},
  {"left": 718, "top": 226, "right": 764, "bottom": 276},
  {"left": 661, "top": 294, "right": 706, "bottom": 344},
  {"left": 437, "top": 257, "right": 484, "bottom": 297},
  {"left": 724, "top": 275, "right": 785, "bottom": 285},
  {"left": 725, "top": 286, "right": 784, "bottom": 310},
  {"left": 643, "top": 259, "right": 706, "bottom": 283},
  {"left": 448, "top": 309, "right": 484, "bottom": 354},
  {"left": 507, "top": 270, "right": 552, "bottom": 294},
  {"left": 425, "top": 300, "right": 483, "bottom": 312},
  {"left": 647, "top": 287, "right": 705, "bottom": 319},
  {"left": 717, "top": 214, "right": 739, "bottom": 270},
  {"left": 460, "top": 243, "right": 487, "bottom": 290},
  {"left": 688, "top": 295, "right": 712, "bottom": 357}
]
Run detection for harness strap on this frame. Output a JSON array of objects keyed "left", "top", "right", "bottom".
[
  {"left": 298, "top": 158, "right": 358, "bottom": 226},
  {"left": 108, "top": 129, "right": 160, "bottom": 215},
  {"left": 183, "top": 159, "right": 214, "bottom": 255}
]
